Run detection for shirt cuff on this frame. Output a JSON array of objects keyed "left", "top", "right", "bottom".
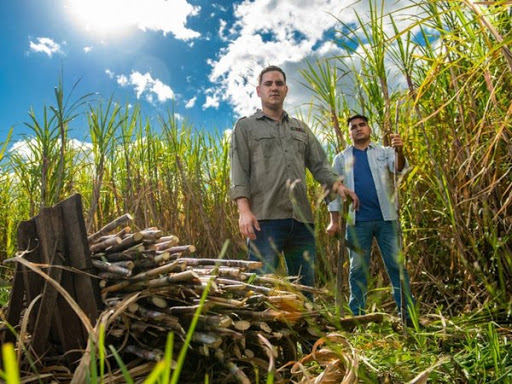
[{"left": 230, "top": 185, "right": 250, "bottom": 201}]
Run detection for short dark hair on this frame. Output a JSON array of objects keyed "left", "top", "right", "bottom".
[
  {"left": 258, "top": 65, "right": 286, "bottom": 85},
  {"left": 347, "top": 114, "right": 369, "bottom": 126}
]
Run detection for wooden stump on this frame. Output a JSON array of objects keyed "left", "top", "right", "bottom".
[{"left": 0, "top": 194, "right": 102, "bottom": 368}]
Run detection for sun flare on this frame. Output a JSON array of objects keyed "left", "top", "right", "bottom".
[{"left": 66, "top": 0, "right": 136, "bottom": 37}]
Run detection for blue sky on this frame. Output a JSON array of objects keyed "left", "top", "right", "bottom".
[{"left": 0, "top": 0, "right": 411, "bottom": 146}]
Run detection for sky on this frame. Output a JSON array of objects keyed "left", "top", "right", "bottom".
[{"left": 0, "top": 0, "right": 413, "bottom": 146}]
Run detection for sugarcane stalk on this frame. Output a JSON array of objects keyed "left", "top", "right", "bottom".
[
  {"left": 178, "top": 258, "right": 263, "bottom": 269},
  {"left": 154, "top": 236, "right": 180, "bottom": 251},
  {"left": 125, "top": 345, "right": 163, "bottom": 362},
  {"left": 131, "top": 260, "right": 186, "bottom": 282},
  {"left": 139, "top": 228, "right": 163, "bottom": 242},
  {"left": 193, "top": 266, "right": 241, "bottom": 278},
  {"left": 156, "top": 235, "right": 180, "bottom": 244},
  {"left": 136, "top": 305, "right": 180, "bottom": 325},
  {"left": 226, "top": 361, "right": 251, "bottom": 384},
  {"left": 106, "top": 232, "right": 144, "bottom": 253},
  {"left": 207, "top": 296, "right": 246, "bottom": 308},
  {"left": 90, "top": 236, "right": 122, "bottom": 253},
  {"left": 88, "top": 213, "right": 133, "bottom": 244},
  {"left": 148, "top": 296, "right": 168, "bottom": 309},
  {"left": 110, "top": 260, "right": 135, "bottom": 269},
  {"left": 92, "top": 260, "right": 133, "bottom": 277},
  {"left": 163, "top": 244, "right": 196, "bottom": 254},
  {"left": 97, "top": 251, "right": 134, "bottom": 262},
  {"left": 192, "top": 332, "right": 223, "bottom": 347},
  {"left": 216, "top": 278, "right": 290, "bottom": 296},
  {"left": 98, "top": 271, "right": 131, "bottom": 280},
  {"left": 233, "top": 320, "right": 251, "bottom": 331}
]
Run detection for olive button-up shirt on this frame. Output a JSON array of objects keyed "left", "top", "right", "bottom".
[{"left": 230, "top": 109, "right": 340, "bottom": 224}]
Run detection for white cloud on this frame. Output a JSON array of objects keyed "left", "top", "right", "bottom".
[
  {"left": 185, "top": 96, "right": 197, "bottom": 109},
  {"left": 206, "top": 0, "right": 418, "bottom": 119},
  {"left": 29, "top": 37, "right": 62, "bottom": 57},
  {"left": 202, "top": 88, "right": 221, "bottom": 110},
  {"left": 105, "top": 69, "right": 115, "bottom": 79},
  {"left": 66, "top": 0, "right": 201, "bottom": 40},
  {"left": 219, "top": 19, "right": 228, "bottom": 41},
  {"left": 115, "top": 71, "right": 174, "bottom": 104},
  {"left": 83, "top": 46, "right": 93, "bottom": 53}
]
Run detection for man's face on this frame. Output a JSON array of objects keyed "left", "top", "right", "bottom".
[
  {"left": 349, "top": 117, "right": 371, "bottom": 143},
  {"left": 256, "top": 71, "right": 288, "bottom": 110}
]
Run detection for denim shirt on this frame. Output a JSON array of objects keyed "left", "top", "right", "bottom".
[{"left": 328, "top": 143, "right": 409, "bottom": 225}]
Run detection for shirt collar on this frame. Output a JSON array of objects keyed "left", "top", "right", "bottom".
[
  {"left": 255, "top": 109, "right": 289, "bottom": 122},
  {"left": 351, "top": 142, "right": 376, "bottom": 151}
]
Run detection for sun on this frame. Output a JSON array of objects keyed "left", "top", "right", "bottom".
[{"left": 66, "top": 0, "right": 136, "bottom": 38}]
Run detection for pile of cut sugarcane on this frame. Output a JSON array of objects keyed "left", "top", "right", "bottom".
[{"left": 88, "top": 214, "right": 342, "bottom": 383}]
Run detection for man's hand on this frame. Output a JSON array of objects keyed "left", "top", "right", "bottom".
[
  {"left": 334, "top": 181, "right": 360, "bottom": 211},
  {"left": 390, "top": 133, "right": 404, "bottom": 153},
  {"left": 390, "top": 133, "right": 406, "bottom": 171},
  {"left": 236, "top": 198, "right": 260, "bottom": 240}
]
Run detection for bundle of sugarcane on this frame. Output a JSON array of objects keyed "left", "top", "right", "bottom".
[{"left": 88, "top": 214, "right": 327, "bottom": 383}]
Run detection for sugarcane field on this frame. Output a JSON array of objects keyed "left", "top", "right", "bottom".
[{"left": 0, "top": 1, "right": 511, "bottom": 383}]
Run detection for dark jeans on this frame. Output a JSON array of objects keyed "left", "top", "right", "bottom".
[
  {"left": 346, "top": 220, "right": 415, "bottom": 318},
  {"left": 248, "top": 219, "right": 315, "bottom": 289}
]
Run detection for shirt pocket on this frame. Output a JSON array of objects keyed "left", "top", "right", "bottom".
[
  {"left": 252, "top": 130, "right": 278, "bottom": 159},
  {"left": 291, "top": 131, "right": 308, "bottom": 158},
  {"left": 376, "top": 150, "right": 389, "bottom": 168}
]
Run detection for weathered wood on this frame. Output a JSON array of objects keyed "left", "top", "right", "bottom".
[
  {"left": 0, "top": 219, "right": 43, "bottom": 345},
  {"left": 58, "top": 194, "right": 102, "bottom": 325},
  {"left": 32, "top": 206, "right": 85, "bottom": 364},
  {"left": 87, "top": 213, "right": 133, "bottom": 244}
]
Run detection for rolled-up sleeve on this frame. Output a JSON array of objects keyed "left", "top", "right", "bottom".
[{"left": 229, "top": 121, "right": 251, "bottom": 201}]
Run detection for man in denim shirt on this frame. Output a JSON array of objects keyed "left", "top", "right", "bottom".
[
  {"left": 230, "top": 66, "right": 358, "bottom": 298},
  {"left": 327, "top": 114, "right": 415, "bottom": 320}
]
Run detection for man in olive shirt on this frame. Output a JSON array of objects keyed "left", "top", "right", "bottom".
[{"left": 230, "top": 65, "right": 358, "bottom": 295}]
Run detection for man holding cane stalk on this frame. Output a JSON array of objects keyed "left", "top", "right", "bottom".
[{"left": 326, "top": 114, "right": 416, "bottom": 327}]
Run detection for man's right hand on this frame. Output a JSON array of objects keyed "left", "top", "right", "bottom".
[
  {"left": 239, "top": 210, "right": 260, "bottom": 240},
  {"left": 236, "top": 198, "right": 260, "bottom": 240}
]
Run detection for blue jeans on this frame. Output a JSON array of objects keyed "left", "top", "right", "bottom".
[
  {"left": 346, "top": 220, "right": 414, "bottom": 318},
  {"left": 248, "top": 219, "right": 315, "bottom": 290}
]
